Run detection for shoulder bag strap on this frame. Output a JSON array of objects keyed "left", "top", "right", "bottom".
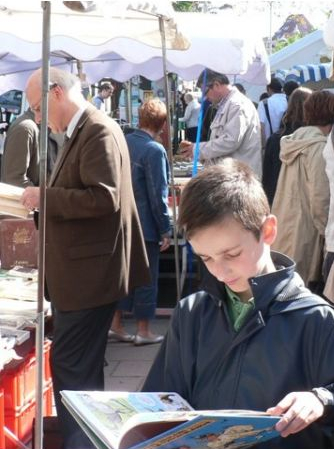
[{"left": 263, "top": 99, "right": 273, "bottom": 135}]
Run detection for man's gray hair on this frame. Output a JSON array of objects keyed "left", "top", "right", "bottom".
[
  {"left": 49, "top": 67, "right": 81, "bottom": 92},
  {"left": 184, "top": 92, "right": 195, "bottom": 102}
]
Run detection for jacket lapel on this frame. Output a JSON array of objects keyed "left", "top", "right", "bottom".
[{"left": 48, "top": 107, "right": 91, "bottom": 186}]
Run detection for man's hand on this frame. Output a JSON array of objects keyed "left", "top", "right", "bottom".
[
  {"left": 179, "top": 140, "right": 194, "bottom": 160},
  {"left": 267, "top": 392, "right": 325, "bottom": 438},
  {"left": 21, "top": 186, "right": 40, "bottom": 211},
  {"left": 160, "top": 236, "right": 171, "bottom": 252}
]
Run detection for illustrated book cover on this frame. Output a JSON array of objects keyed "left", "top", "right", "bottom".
[{"left": 60, "top": 391, "right": 280, "bottom": 449}]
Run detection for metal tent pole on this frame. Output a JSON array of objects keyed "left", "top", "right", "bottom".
[
  {"left": 34, "top": 2, "right": 51, "bottom": 448},
  {"left": 159, "top": 15, "right": 181, "bottom": 301}
]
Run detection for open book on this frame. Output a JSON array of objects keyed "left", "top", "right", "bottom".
[
  {"left": 61, "top": 391, "right": 280, "bottom": 449},
  {"left": 0, "top": 182, "right": 30, "bottom": 218}
]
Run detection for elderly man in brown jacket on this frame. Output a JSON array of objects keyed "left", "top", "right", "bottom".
[{"left": 22, "top": 67, "right": 150, "bottom": 449}]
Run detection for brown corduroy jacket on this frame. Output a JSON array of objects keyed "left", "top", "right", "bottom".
[{"left": 45, "top": 105, "right": 149, "bottom": 311}]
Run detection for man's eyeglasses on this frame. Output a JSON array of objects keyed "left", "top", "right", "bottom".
[
  {"left": 204, "top": 83, "right": 214, "bottom": 96},
  {"left": 30, "top": 83, "right": 59, "bottom": 114}
]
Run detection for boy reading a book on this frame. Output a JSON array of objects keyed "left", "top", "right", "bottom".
[{"left": 143, "top": 159, "right": 334, "bottom": 448}]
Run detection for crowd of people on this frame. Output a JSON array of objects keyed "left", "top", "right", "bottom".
[
  {"left": 1, "top": 65, "right": 334, "bottom": 448},
  {"left": 179, "top": 70, "right": 334, "bottom": 300}
]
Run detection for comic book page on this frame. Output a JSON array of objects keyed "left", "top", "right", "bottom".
[
  {"left": 61, "top": 391, "right": 193, "bottom": 449},
  {"left": 128, "top": 411, "right": 280, "bottom": 449}
]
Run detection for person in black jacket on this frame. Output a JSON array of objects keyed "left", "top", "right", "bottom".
[
  {"left": 143, "top": 159, "right": 334, "bottom": 449},
  {"left": 262, "top": 86, "right": 312, "bottom": 206}
]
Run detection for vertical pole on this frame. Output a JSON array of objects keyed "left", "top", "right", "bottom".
[
  {"left": 268, "top": 1, "right": 273, "bottom": 55},
  {"left": 34, "top": 2, "right": 50, "bottom": 448},
  {"left": 126, "top": 80, "right": 133, "bottom": 126},
  {"left": 159, "top": 15, "right": 181, "bottom": 301}
]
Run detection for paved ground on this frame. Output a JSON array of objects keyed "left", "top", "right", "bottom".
[
  {"left": 104, "top": 316, "right": 170, "bottom": 392},
  {"left": 31, "top": 317, "right": 170, "bottom": 448}
]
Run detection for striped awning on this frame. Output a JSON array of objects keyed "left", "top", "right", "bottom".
[{"left": 275, "top": 63, "right": 331, "bottom": 84}]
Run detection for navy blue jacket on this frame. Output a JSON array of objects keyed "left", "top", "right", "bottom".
[{"left": 143, "top": 252, "right": 334, "bottom": 448}]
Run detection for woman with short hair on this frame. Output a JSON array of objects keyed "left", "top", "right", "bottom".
[{"left": 109, "top": 98, "right": 171, "bottom": 345}]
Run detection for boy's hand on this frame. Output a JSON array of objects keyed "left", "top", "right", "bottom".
[
  {"left": 267, "top": 392, "right": 325, "bottom": 437},
  {"left": 179, "top": 140, "right": 194, "bottom": 159}
]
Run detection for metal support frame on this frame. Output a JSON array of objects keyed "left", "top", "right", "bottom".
[
  {"left": 159, "top": 15, "right": 181, "bottom": 301},
  {"left": 34, "top": 2, "right": 50, "bottom": 448}
]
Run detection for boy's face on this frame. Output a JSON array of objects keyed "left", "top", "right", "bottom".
[{"left": 189, "top": 216, "right": 277, "bottom": 301}]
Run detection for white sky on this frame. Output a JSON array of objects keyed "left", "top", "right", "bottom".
[{"left": 206, "top": 1, "right": 333, "bottom": 38}]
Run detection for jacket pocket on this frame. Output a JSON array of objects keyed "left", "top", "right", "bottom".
[{"left": 68, "top": 241, "right": 114, "bottom": 260}]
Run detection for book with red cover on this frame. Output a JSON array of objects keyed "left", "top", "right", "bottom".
[{"left": 0, "top": 218, "right": 38, "bottom": 269}]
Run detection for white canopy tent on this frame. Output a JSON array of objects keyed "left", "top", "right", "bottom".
[{"left": 0, "top": 6, "right": 270, "bottom": 92}]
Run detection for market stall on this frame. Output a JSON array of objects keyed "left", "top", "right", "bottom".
[{"left": 0, "top": 6, "right": 270, "bottom": 92}]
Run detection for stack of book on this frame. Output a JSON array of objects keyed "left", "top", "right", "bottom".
[{"left": 0, "top": 182, "right": 30, "bottom": 218}]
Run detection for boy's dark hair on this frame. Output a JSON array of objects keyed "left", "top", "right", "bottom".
[
  {"left": 178, "top": 159, "right": 270, "bottom": 241},
  {"left": 197, "top": 69, "right": 230, "bottom": 89}
]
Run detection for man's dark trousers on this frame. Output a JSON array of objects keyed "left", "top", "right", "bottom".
[{"left": 50, "top": 302, "right": 117, "bottom": 449}]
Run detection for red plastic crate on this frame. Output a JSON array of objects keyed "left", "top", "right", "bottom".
[
  {"left": 0, "top": 388, "right": 5, "bottom": 449},
  {"left": 2, "top": 363, "right": 25, "bottom": 412},
  {"left": 5, "top": 381, "right": 53, "bottom": 449},
  {"left": 44, "top": 339, "right": 52, "bottom": 383},
  {"left": 3, "top": 341, "right": 51, "bottom": 411}
]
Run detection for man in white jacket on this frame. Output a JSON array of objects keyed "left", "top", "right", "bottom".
[
  {"left": 182, "top": 91, "right": 201, "bottom": 142},
  {"left": 257, "top": 76, "right": 287, "bottom": 147},
  {"left": 180, "top": 69, "right": 262, "bottom": 177}
]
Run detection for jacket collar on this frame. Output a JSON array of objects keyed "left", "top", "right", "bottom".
[
  {"left": 49, "top": 105, "right": 94, "bottom": 186},
  {"left": 130, "top": 129, "right": 153, "bottom": 140},
  {"left": 200, "top": 251, "right": 298, "bottom": 309},
  {"left": 66, "top": 104, "right": 87, "bottom": 139}
]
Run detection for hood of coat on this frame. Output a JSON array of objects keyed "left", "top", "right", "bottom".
[{"left": 280, "top": 126, "right": 328, "bottom": 165}]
